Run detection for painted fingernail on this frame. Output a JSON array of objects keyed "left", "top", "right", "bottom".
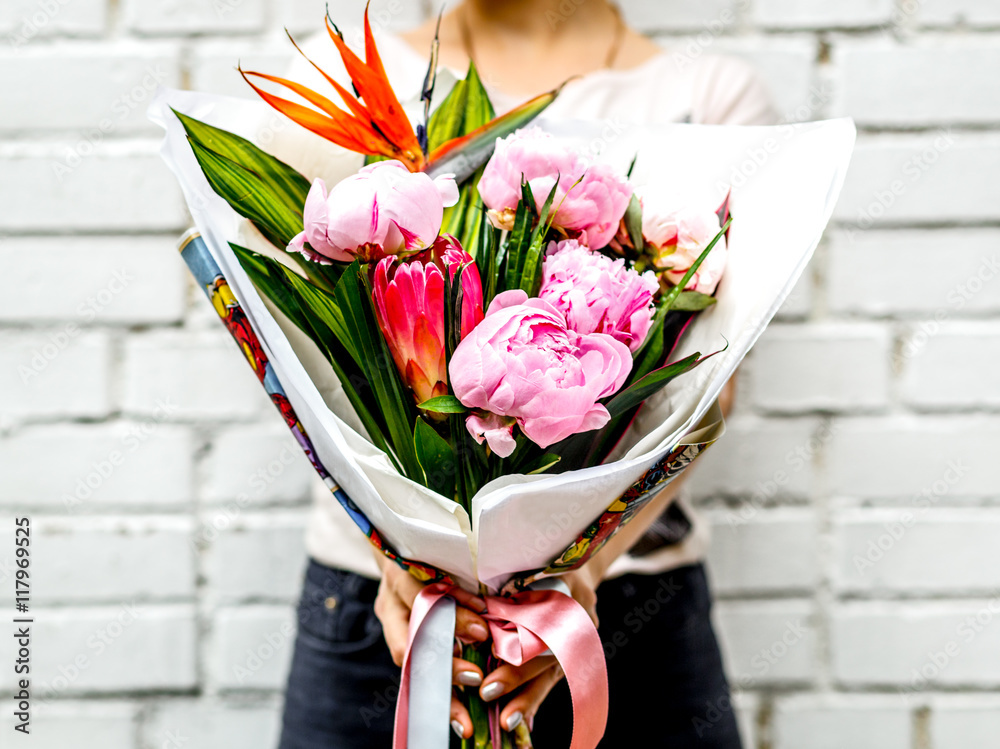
[
  {"left": 468, "top": 623, "right": 489, "bottom": 641},
  {"left": 505, "top": 711, "right": 523, "bottom": 731},
  {"left": 458, "top": 670, "right": 482, "bottom": 687},
  {"left": 481, "top": 681, "right": 504, "bottom": 702},
  {"left": 451, "top": 720, "right": 465, "bottom": 739}
]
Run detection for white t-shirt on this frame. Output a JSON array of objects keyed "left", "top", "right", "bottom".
[{"left": 274, "top": 30, "right": 777, "bottom": 580}]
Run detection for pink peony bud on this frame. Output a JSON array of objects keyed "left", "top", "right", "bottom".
[
  {"left": 539, "top": 239, "right": 658, "bottom": 353},
  {"left": 641, "top": 198, "right": 728, "bottom": 296},
  {"left": 371, "top": 237, "right": 484, "bottom": 408},
  {"left": 289, "top": 160, "right": 459, "bottom": 264},
  {"left": 477, "top": 127, "right": 632, "bottom": 250},
  {"left": 449, "top": 290, "right": 632, "bottom": 455}
]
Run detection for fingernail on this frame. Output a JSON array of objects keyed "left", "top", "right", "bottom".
[
  {"left": 451, "top": 720, "right": 465, "bottom": 739},
  {"left": 468, "top": 623, "right": 489, "bottom": 641},
  {"left": 505, "top": 711, "right": 523, "bottom": 731},
  {"left": 481, "top": 681, "right": 504, "bottom": 702},
  {"left": 470, "top": 597, "right": 487, "bottom": 611},
  {"left": 458, "top": 670, "right": 482, "bottom": 687}
]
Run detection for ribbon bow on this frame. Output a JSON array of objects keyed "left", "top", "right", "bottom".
[{"left": 393, "top": 582, "right": 608, "bottom": 749}]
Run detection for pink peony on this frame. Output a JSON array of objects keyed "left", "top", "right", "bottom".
[
  {"left": 641, "top": 199, "right": 728, "bottom": 296},
  {"left": 289, "top": 160, "right": 459, "bottom": 264},
  {"left": 539, "top": 239, "right": 658, "bottom": 353},
  {"left": 372, "top": 237, "right": 484, "bottom": 408},
  {"left": 449, "top": 290, "right": 632, "bottom": 456},
  {"left": 477, "top": 127, "right": 632, "bottom": 249}
]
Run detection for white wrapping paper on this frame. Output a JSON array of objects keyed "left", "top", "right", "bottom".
[{"left": 151, "top": 88, "right": 854, "bottom": 593}]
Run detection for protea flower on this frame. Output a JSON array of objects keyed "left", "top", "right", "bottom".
[{"left": 371, "top": 237, "right": 484, "bottom": 409}]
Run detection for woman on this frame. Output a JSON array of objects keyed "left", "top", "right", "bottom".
[{"left": 278, "top": 1, "right": 776, "bottom": 747}]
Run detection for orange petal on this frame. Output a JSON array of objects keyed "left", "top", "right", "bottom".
[{"left": 285, "top": 29, "right": 374, "bottom": 124}]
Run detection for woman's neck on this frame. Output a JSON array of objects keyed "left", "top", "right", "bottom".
[{"left": 462, "top": 0, "right": 616, "bottom": 38}]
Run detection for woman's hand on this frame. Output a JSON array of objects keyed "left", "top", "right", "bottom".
[
  {"left": 466, "top": 562, "right": 603, "bottom": 736},
  {"left": 372, "top": 552, "right": 604, "bottom": 738}
]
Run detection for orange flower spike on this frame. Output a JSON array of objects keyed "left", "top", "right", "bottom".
[
  {"left": 283, "top": 30, "right": 376, "bottom": 126},
  {"left": 239, "top": 68, "right": 380, "bottom": 154},
  {"left": 325, "top": 9, "right": 425, "bottom": 171}
]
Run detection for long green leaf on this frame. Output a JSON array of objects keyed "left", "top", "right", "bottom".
[
  {"left": 605, "top": 352, "right": 704, "bottom": 419},
  {"left": 414, "top": 418, "right": 456, "bottom": 499},
  {"left": 519, "top": 181, "right": 560, "bottom": 295},
  {"left": 174, "top": 109, "right": 310, "bottom": 213}
]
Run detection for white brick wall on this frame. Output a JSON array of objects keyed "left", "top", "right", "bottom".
[{"left": 1, "top": 1, "right": 997, "bottom": 747}]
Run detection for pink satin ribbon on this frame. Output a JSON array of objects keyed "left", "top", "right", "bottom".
[{"left": 393, "top": 583, "right": 608, "bottom": 749}]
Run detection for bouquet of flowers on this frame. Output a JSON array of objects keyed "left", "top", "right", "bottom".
[{"left": 151, "top": 8, "right": 854, "bottom": 748}]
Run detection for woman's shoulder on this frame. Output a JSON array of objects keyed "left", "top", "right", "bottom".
[{"left": 669, "top": 51, "right": 779, "bottom": 126}]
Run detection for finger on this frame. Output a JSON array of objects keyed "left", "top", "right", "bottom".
[
  {"left": 452, "top": 658, "right": 483, "bottom": 687},
  {"left": 480, "top": 656, "right": 558, "bottom": 702},
  {"left": 501, "top": 665, "right": 566, "bottom": 732},
  {"left": 455, "top": 606, "right": 490, "bottom": 644},
  {"left": 376, "top": 587, "right": 412, "bottom": 666},
  {"left": 451, "top": 587, "right": 487, "bottom": 613},
  {"left": 450, "top": 693, "right": 472, "bottom": 740},
  {"left": 387, "top": 566, "right": 428, "bottom": 609}
]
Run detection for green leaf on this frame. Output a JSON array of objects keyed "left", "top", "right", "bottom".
[
  {"left": 427, "top": 62, "right": 496, "bottom": 155},
  {"left": 187, "top": 138, "right": 303, "bottom": 250},
  {"left": 521, "top": 453, "right": 562, "bottom": 476},
  {"left": 230, "top": 244, "right": 396, "bottom": 463},
  {"left": 661, "top": 217, "right": 731, "bottom": 312},
  {"left": 414, "top": 418, "right": 456, "bottom": 499},
  {"left": 336, "top": 263, "right": 423, "bottom": 479},
  {"left": 605, "top": 352, "right": 704, "bottom": 419},
  {"left": 624, "top": 193, "right": 644, "bottom": 253},
  {"left": 670, "top": 291, "right": 718, "bottom": 312},
  {"left": 519, "top": 181, "right": 560, "bottom": 295},
  {"left": 173, "top": 110, "right": 310, "bottom": 213},
  {"left": 418, "top": 395, "right": 468, "bottom": 414}
]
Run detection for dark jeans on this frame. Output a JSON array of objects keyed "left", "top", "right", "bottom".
[{"left": 278, "top": 560, "right": 742, "bottom": 749}]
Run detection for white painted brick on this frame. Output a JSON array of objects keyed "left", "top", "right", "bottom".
[
  {"left": 189, "top": 40, "right": 290, "bottom": 99},
  {"left": 27, "top": 605, "right": 198, "bottom": 694},
  {"left": 930, "top": 696, "right": 1000, "bottom": 749},
  {"left": 201, "top": 425, "right": 315, "bottom": 505},
  {"left": 686, "top": 416, "right": 822, "bottom": 499},
  {"left": 0, "top": 0, "right": 106, "bottom": 40},
  {"left": 623, "top": 0, "right": 743, "bottom": 33},
  {"left": 755, "top": 0, "right": 893, "bottom": 29},
  {"left": 32, "top": 516, "right": 195, "bottom": 603},
  {"left": 834, "top": 509, "right": 1000, "bottom": 594},
  {"left": 900, "top": 322, "right": 1000, "bottom": 408},
  {"left": 775, "top": 269, "right": 814, "bottom": 320},
  {"left": 0, "top": 329, "right": 111, "bottom": 421},
  {"left": 0, "top": 701, "right": 136, "bottom": 749},
  {"left": 746, "top": 323, "right": 891, "bottom": 413},
  {"left": 0, "top": 236, "right": 187, "bottom": 325},
  {"left": 143, "top": 700, "right": 281, "bottom": 749},
  {"left": 834, "top": 132, "right": 1000, "bottom": 226},
  {"left": 0, "top": 45, "right": 180, "bottom": 133},
  {"left": 707, "top": 509, "right": 821, "bottom": 595},
  {"left": 279, "top": 0, "right": 428, "bottom": 36},
  {"left": 827, "top": 229, "right": 1000, "bottom": 316},
  {"left": 921, "top": 0, "right": 1000, "bottom": 27},
  {"left": 202, "top": 512, "right": 307, "bottom": 601},
  {"left": 826, "top": 417, "right": 1000, "bottom": 499},
  {"left": 212, "top": 606, "right": 296, "bottom": 690},
  {"left": 0, "top": 142, "right": 188, "bottom": 232},
  {"left": 123, "top": 0, "right": 266, "bottom": 35},
  {"left": 732, "top": 691, "right": 758, "bottom": 749},
  {"left": 711, "top": 37, "right": 820, "bottom": 122},
  {"left": 835, "top": 38, "right": 1000, "bottom": 126},
  {"left": 773, "top": 695, "right": 911, "bottom": 749},
  {"left": 0, "top": 423, "right": 194, "bottom": 509},
  {"left": 832, "top": 601, "right": 1000, "bottom": 687},
  {"left": 120, "top": 330, "right": 272, "bottom": 421},
  {"left": 714, "top": 600, "right": 818, "bottom": 686}
]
